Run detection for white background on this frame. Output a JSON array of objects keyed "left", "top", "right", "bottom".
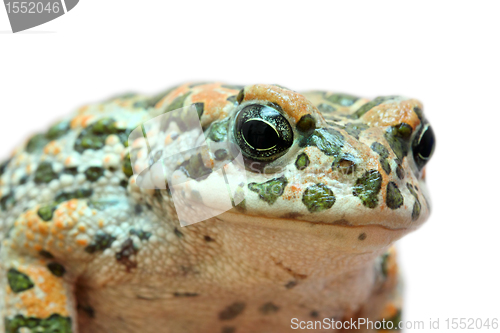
[{"left": 1, "top": 1, "right": 499, "bottom": 331}]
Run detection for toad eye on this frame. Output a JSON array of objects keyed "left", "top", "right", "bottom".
[
  {"left": 234, "top": 103, "right": 293, "bottom": 162},
  {"left": 412, "top": 124, "right": 435, "bottom": 170},
  {"left": 241, "top": 119, "right": 280, "bottom": 150}
]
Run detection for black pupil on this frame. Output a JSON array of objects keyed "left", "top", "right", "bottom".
[
  {"left": 416, "top": 126, "right": 435, "bottom": 159},
  {"left": 241, "top": 120, "right": 280, "bottom": 150}
]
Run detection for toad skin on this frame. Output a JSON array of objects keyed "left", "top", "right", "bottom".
[{"left": 0, "top": 83, "right": 435, "bottom": 333}]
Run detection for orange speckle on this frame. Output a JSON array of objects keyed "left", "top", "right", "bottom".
[
  {"left": 76, "top": 239, "right": 88, "bottom": 246},
  {"left": 133, "top": 164, "right": 142, "bottom": 173},
  {"left": 70, "top": 114, "right": 94, "bottom": 129},
  {"left": 34, "top": 244, "right": 42, "bottom": 251},
  {"left": 164, "top": 135, "right": 173, "bottom": 145},
  {"left": 49, "top": 225, "right": 58, "bottom": 235},
  {"left": 191, "top": 88, "right": 230, "bottom": 120},
  {"left": 283, "top": 184, "right": 302, "bottom": 200},
  {"left": 81, "top": 115, "right": 93, "bottom": 127},
  {"left": 156, "top": 84, "right": 190, "bottom": 109},
  {"left": 67, "top": 199, "right": 77, "bottom": 210},
  {"left": 29, "top": 221, "right": 41, "bottom": 232},
  {"left": 362, "top": 99, "right": 422, "bottom": 129},
  {"left": 25, "top": 231, "right": 35, "bottom": 241},
  {"left": 43, "top": 141, "right": 63, "bottom": 156},
  {"left": 105, "top": 134, "right": 120, "bottom": 146},
  {"left": 78, "top": 225, "right": 86, "bottom": 232},
  {"left": 120, "top": 150, "right": 128, "bottom": 159},
  {"left": 12, "top": 264, "right": 70, "bottom": 318},
  {"left": 380, "top": 302, "right": 398, "bottom": 319},
  {"left": 243, "top": 84, "right": 317, "bottom": 122},
  {"left": 77, "top": 105, "right": 89, "bottom": 114}
]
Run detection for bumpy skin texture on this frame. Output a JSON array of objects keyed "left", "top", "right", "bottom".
[{"left": 0, "top": 83, "right": 433, "bottom": 333}]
